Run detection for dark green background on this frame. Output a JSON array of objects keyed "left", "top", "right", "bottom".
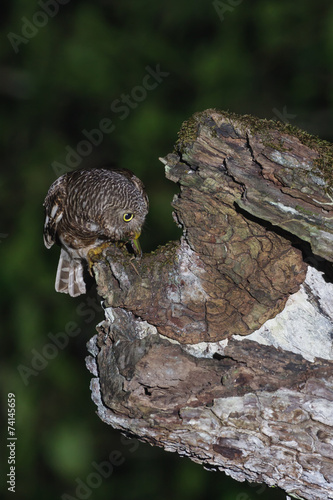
[{"left": 1, "top": 1, "right": 332, "bottom": 499}]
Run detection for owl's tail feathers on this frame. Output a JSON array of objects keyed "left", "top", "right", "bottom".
[{"left": 55, "top": 248, "right": 86, "bottom": 297}]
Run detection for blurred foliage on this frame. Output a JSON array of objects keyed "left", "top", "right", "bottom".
[{"left": 1, "top": 0, "right": 332, "bottom": 498}]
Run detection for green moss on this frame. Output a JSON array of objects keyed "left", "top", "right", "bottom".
[
  {"left": 175, "top": 109, "right": 216, "bottom": 152},
  {"left": 175, "top": 108, "right": 333, "bottom": 191},
  {"left": 175, "top": 115, "right": 199, "bottom": 152},
  {"left": 295, "top": 204, "right": 314, "bottom": 216}
]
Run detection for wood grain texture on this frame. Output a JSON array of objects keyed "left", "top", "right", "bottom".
[
  {"left": 87, "top": 310, "right": 333, "bottom": 500},
  {"left": 87, "top": 110, "right": 333, "bottom": 499}
]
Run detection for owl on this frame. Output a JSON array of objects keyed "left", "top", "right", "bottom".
[{"left": 43, "top": 167, "right": 149, "bottom": 297}]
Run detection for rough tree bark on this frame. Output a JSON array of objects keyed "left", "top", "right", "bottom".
[{"left": 86, "top": 109, "right": 333, "bottom": 500}]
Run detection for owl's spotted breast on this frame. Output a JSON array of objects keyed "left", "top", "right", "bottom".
[{"left": 43, "top": 167, "right": 149, "bottom": 297}]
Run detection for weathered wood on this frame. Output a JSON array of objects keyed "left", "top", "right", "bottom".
[
  {"left": 87, "top": 318, "right": 333, "bottom": 500},
  {"left": 87, "top": 110, "right": 333, "bottom": 500},
  {"left": 174, "top": 109, "right": 333, "bottom": 262}
]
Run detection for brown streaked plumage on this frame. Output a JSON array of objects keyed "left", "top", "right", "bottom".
[{"left": 43, "top": 168, "right": 148, "bottom": 297}]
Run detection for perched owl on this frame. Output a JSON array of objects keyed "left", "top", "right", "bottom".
[{"left": 43, "top": 167, "right": 149, "bottom": 297}]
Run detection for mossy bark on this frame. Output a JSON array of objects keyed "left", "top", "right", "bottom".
[{"left": 87, "top": 110, "right": 333, "bottom": 500}]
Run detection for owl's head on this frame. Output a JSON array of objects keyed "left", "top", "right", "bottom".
[
  {"left": 104, "top": 177, "right": 149, "bottom": 253},
  {"left": 109, "top": 200, "right": 148, "bottom": 239}
]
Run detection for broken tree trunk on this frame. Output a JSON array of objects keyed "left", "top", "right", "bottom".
[{"left": 86, "top": 109, "right": 333, "bottom": 500}]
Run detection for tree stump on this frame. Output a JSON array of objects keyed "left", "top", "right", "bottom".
[{"left": 86, "top": 109, "right": 333, "bottom": 500}]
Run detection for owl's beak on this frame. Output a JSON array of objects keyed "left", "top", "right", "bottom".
[{"left": 129, "top": 231, "right": 142, "bottom": 256}]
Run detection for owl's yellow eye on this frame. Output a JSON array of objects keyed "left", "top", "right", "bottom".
[{"left": 123, "top": 213, "right": 134, "bottom": 222}]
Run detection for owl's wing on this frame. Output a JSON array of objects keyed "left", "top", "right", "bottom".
[{"left": 43, "top": 174, "right": 68, "bottom": 248}]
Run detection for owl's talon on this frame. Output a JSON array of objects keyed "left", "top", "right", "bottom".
[{"left": 87, "top": 242, "right": 111, "bottom": 275}]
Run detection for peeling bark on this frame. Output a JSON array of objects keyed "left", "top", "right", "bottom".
[{"left": 86, "top": 110, "right": 333, "bottom": 500}]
